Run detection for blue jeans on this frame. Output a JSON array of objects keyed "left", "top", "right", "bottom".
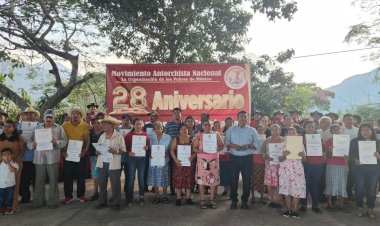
[
  {"left": 353, "top": 165, "right": 380, "bottom": 209},
  {"left": 126, "top": 157, "right": 146, "bottom": 201},
  {"left": 0, "top": 186, "right": 15, "bottom": 210},
  {"left": 301, "top": 163, "right": 323, "bottom": 208},
  {"left": 230, "top": 155, "right": 253, "bottom": 203}
]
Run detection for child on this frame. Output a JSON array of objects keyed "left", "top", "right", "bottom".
[
  {"left": 279, "top": 127, "right": 306, "bottom": 218},
  {"left": 325, "top": 124, "right": 350, "bottom": 213},
  {"left": 251, "top": 124, "right": 268, "bottom": 204},
  {"left": 0, "top": 148, "right": 19, "bottom": 215},
  {"left": 261, "top": 124, "right": 284, "bottom": 208}
]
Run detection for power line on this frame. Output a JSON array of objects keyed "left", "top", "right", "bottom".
[{"left": 293, "top": 47, "right": 380, "bottom": 59}]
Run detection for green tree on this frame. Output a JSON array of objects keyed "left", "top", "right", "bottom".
[
  {"left": 86, "top": 0, "right": 297, "bottom": 63},
  {"left": 0, "top": 0, "right": 101, "bottom": 114}
]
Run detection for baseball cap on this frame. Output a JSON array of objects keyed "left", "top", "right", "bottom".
[{"left": 44, "top": 109, "right": 56, "bottom": 117}]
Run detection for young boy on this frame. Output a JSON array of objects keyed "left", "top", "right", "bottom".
[{"left": 0, "top": 148, "right": 19, "bottom": 215}]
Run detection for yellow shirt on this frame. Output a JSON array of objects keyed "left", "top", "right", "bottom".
[{"left": 62, "top": 121, "right": 90, "bottom": 141}]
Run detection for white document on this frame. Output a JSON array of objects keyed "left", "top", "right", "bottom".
[
  {"left": 359, "top": 141, "right": 377, "bottom": 164},
  {"left": 305, "top": 134, "right": 323, "bottom": 156},
  {"left": 177, "top": 145, "right": 191, "bottom": 166},
  {"left": 151, "top": 145, "right": 166, "bottom": 167},
  {"left": 202, "top": 133, "right": 217, "bottom": 153},
  {"left": 132, "top": 135, "right": 146, "bottom": 157},
  {"left": 35, "top": 128, "right": 53, "bottom": 151},
  {"left": 333, "top": 134, "right": 350, "bottom": 157},
  {"left": 92, "top": 143, "right": 112, "bottom": 159},
  {"left": 21, "top": 121, "right": 38, "bottom": 141},
  {"left": 66, "top": 140, "right": 83, "bottom": 162},
  {"left": 268, "top": 143, "right": 281, "bottom": 165}
]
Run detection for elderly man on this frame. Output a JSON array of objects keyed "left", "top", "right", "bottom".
[
  {"left": 19, "top": 107, "right": 40, "bottom": 204},
  {"left": 225, "top": 111, "right": 261, "bottom": 209},
  {"left": 62, "top": 106, "right": 90, "bottom": 204},
  {"left": 32, "top": 109, "right": 67, "bottom": 208}
]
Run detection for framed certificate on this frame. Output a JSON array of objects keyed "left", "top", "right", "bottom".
[
  {"left": 286, "top": 136, "right": 303, "bottom": 160},
  {"left": 177, "top": 145, "right": 191, "bottom": 166},
  {"left": 268, "top": 143, "right": 281, "bottom": 164},
  {"left": 359, "top": 141, "right": 377, "bottom": 164},
  {"left": 151, "top": 145, "right": 166, "bottom": 167},
  {"left": 132, "top": 135, "right": 147, "bottom": 157},
  {"left": 35, "top": 128, "right": 53, "bottom": 151},
  {"left": 332, "top": 134, "right": 350, "bottom": 157},
  {"left": 202, "top": 133, "right": 217, "bottom": 153},
  {"left": 305, "top": 134, "right": 322, "bottom": 156}
]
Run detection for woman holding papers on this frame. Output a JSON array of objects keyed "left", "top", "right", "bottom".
[
  {"left": 349, "top": 123, "right": 380, "bottom": 218},
  {"left": 261, "top": 124, "right": 284, "bottom": 209},
  {"left": 300, "top": 121, "right": 325, "bottom": 213},
  {"left": 170, "top": 123, "right": 196, "bottom": 206},
  {"left": 279, "top": 127, "right": 306, "bottom": 218},
  {"left": 0, "top": 119, "right": 24, "bottom": 212},
  {"left": 219, "top": 117, "right": 234, "bottom": 197},
  {"left": 324, "top": 124, "right": 349, "bottom": 213},
  {"left": 125, "top": 118, "right": 150, "bottom": 206},
  {"left": 147, "top": 121, "right": 171, "bottom": 204},
  {"left": 193, "top": 121, "right": 224, "bottom": 209},
  {"left": 96, "top": 116, "right": 126, "bottom": 210}
]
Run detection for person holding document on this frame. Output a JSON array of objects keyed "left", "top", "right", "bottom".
[
  {"left": 170, "top": 123, "right": 196, "bottom": 206},
  {"left": 147, "top": 121, "right": 171, "bottom": 204},
  {"left": 279, "top": 127, "right": 306, "bottom": 218},
  {"left": 31, "top": 109, "right": 67, "bottom": 209},
  {"left": 349, "top": 124, "right": 380, "bottom": 218},
  {"left": 125, "top": 118, "right": 150, "bottom": 206},
  {"left": 324, "top": 124, "right": 349, "bottom": 213},
  {"left": 193, "top": 120, "right": 224, "bottom": 209},
  {"left": 95, "top": 116, "right": 126, "bottom": 210},
  {"left": 300, "top": 121, "right": 325, "bottom": 213},
  {"left": 62, "top": 106, "right": 90, "bottom": 204},
  {"left": 224, "top": 111, "right": 261, "bottom": 210},
  {"left": 261, "top": 124, "right": 284, "bottom": 209}
]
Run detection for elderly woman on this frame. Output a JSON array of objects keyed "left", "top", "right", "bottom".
[
  {"left": 193, "top": 121, "right": 224, "bottom": 209},
  {"left": 96, "top": 116, "right": 126, "bottom": 210},
  {"left": 147, "top": 121, "right": 172, "bottom": 204},
  {"left": 170, "top": 123, "right": 196, "bottom": 206},
  {"left": 0, "top": 120, "right": 25, "bottom": 212}
]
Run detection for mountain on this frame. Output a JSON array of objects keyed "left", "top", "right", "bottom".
[{"left": 326, "top": 68, "right": 380, "bottom": 113}]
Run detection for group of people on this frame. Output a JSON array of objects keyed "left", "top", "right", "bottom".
[{"left": 0, "top": 106, "right": 379, "bottom": 220}]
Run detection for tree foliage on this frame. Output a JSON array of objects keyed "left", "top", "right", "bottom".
[
  {"left": 344, "top": 0, "right": 380, "bottom": 64},
  {"left": 86, "top": 0, "right": 298, "bottom": 63},
  {"left": 0, "top": 0, "right": 101, "bottom": 114}
]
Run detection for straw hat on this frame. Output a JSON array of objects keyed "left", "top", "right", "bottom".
[
  {"left": 23, "top": 106, "right": 40, "bottom": 119},
  {"left": 102, "top": 116, "right": 120, "bottom": 127},
  {"left": 68, "top": 106, "right": 85, "bottom": 118}
]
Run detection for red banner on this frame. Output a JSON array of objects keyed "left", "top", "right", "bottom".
[{"left": 106, "top": 64, "right": 251, "bottom": 121}]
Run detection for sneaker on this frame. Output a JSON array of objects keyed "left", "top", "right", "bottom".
[
  {"left": 79, "top": 196, "right": 88, "bottom": 203},
  {"left": 230, "top": 202, "right": 237, "bottom": 209},
  {"left": 312, "top": 207, "right": 322, "bottom": 213},
  {"left": 139, "top": 198, "right": 145, "bottom": 206},
  {"left": 62, "top": 197, "right": 73, "bottom": 204},
  {"left": 175, "top": 199, "right": 182, "bottom": 206},
  {"left": 5, "top": 209, "right": 13, "bottom": 215},
  {"left": 291, "top": 212, "right": 300, "bottom": 218},
  {"left": 282, "top": 211, "right": 291, "bottom": 217}
]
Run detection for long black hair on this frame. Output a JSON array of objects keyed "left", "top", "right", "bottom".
[
  {"left": 357, "top": 123, "right": 377, "bottom": 141},
  {"left": 0, "top": 119, "right": 20, "bottom": 142}
]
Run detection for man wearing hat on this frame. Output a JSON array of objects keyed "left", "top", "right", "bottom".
[
  {"left": 86, "top": 103, "right": 99, "bottom": 124},
  {"left": 325, "top": 112, "right": 339, "bottom": 125},
  {"left": 310, "top": 111, "right": 323, "bottom": 128},
  {"left": 19, "top": 106, "right": 40, "bottom": 204},
  {"left": 62, "top": 106, "right": 90, "bottom": 204},
  {"left": 31, "top": 109, "right": 67, "bottom": 208}
]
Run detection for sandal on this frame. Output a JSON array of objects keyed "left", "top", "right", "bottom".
[
  {"left": 152, "top": 197, "right": 161, "bottom": 204},
  {"left": 200, "top": 200, "right": 207, "bottom": 209},
  {"left": 210, "top": 200, "right": 217, "bottom": 209},
  {"left": 161, "top": 197, "right": 169, "bottom": 204}
]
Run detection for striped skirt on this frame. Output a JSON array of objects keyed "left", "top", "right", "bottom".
[
  {"left": 147, "top": 165, "right": 170, "bottom": 187},
  {"left": 324, "top": 164, "right": 348, "bottom": 197},
  {"left": 251, "top": 163, "right": 266, "bottom": 192}
]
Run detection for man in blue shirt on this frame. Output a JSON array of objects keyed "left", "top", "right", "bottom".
[{"left": 225, "top": 111, "right": 261, "bottom": 209}]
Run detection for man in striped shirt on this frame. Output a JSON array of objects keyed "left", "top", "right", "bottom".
[{"left": 225, "top": 111, "right": 261, "bottom": 210}]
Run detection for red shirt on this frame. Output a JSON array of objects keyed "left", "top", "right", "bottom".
[
  {"left": 325, "top": 138, "right": 347, "bottom": 166},
  {"left": 125, "top": 132, "right": 150, "bottom": 157},
  {"left": 303, "top": 135, "right": 325, "bottom": 165}
]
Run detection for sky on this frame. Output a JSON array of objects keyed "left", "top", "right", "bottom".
[{"left": 245, "top": 0, "right": 378, "bottom": 88}]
